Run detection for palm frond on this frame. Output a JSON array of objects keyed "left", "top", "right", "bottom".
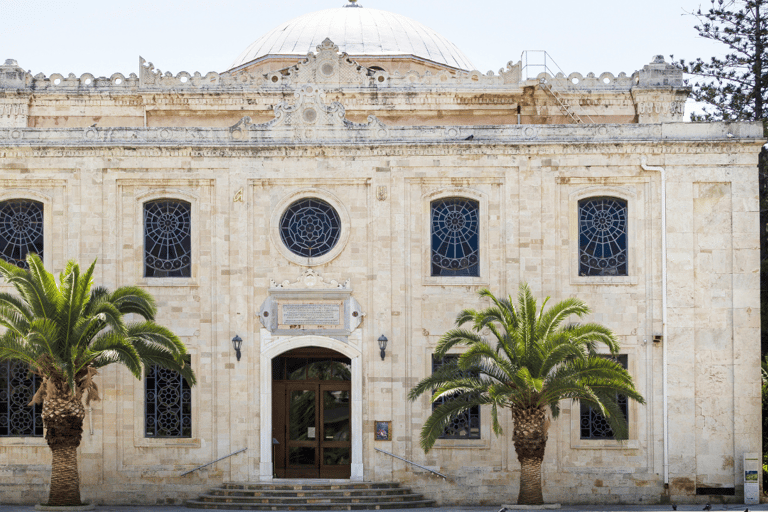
[
  {"left": 409, "top": 282, "right": 645, "bottom": 455},
  {"left": 108, "top": 287, "right": 157, "bottom": 319}
]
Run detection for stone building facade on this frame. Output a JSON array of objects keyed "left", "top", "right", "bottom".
[{"left": 0, "top": 2, "right": 764, "bottom": 506}]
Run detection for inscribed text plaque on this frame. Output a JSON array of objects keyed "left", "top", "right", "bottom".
[{"left": 281, "top": 303, "right": 341, "bottom": 326}]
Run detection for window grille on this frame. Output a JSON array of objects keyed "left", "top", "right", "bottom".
[
  {"left": 580, "top": 355, "right": 628, "bottom": 439},
  {"left": 0, "top": 361, "right": 43, "bottom": 437},
  {"left": 0, "top": 199, "right": 44, "bottom": 269},
  {"left": 578, "top": 197, "right": 627, "bottom": 276},
  {"left": 279, "top": 198, "right": 341, "bottom": 258},
  {"left": 144, "top": 200, "right": 191, "bottom": 278},
  {"left": 430, "top": 198, "right": 479, "bottom": 277},
  {"left": 145, "top": 365, "right": 192, "bottom": 438},
  {"left": 431, "top": 355, "right": 480, "bottom": 439}
]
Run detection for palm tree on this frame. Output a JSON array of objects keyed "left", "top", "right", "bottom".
[
  {"left": 409, "top": 283, "right": 645, "bottom": 505},
  {"left": 0, "top": 254, "right": 195, "bottom": 506}
]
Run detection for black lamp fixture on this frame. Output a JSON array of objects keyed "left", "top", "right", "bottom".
[
  {"left": 378, "top": 334, "right": 388, "bottom": 360},
  {"left": 232, "top": 335, "right": 243, "bottom": 361}
]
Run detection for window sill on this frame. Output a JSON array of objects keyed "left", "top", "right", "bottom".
[
  {"left": 571, "top": 439, "right": 639, "bottom": 450},
  {"left": 134, "top": 437, "right": 201, "bottom": 448},
  {"left": 431, "top": 438, "right": 488, "bottom": 449},
  {"left": 570, "top": 275, "right": 637, "bottom": 286},
  {"left": 138, "top": 277, "right": 199, "bottom": 288},
  {"left": 0, "top": 437, "right": 47, "bottom": 447},
  {"left": 422, "top": 276, "right": 488, "bottom": 287}
]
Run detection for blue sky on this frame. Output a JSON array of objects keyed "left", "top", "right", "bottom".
[{"left": 1, "top": 0, "right": 724, "bottom": 77}]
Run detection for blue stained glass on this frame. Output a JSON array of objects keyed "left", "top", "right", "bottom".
[
  {"left": 280, "top": 198, "right": 341, "bottom": 258},
  {"left": 0, "top": 200, "right": 43, "bottom": 269},
  {"left": 431, "top": 198, "right": 479, "bottom": 277},
  {"left": 144, "top": 200, "right": 191, "bottom": 278},
  {"left": 579, "top": 197, "right": 627, "bottom": 276}
]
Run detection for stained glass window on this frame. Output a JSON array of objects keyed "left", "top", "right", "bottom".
[
  {"left": 0, "top": 361, "right": 43, "bottom": 437},
  {"left": 431, "top": 198, "right": 479, "bottom": 277},
  {"left": 432, "top": 355, "right": 480, "bottom": 439},
  {"left": 0, "top": 199, "right": 44, "bottom": 269},
  {"left": 145, "top": 364, "right": 192, "bottom": 438},
  {"left": 144, "top": 200, "right": 191, "bottom": 278},
  {"left": 279, "top": 198, "right": 341, "bottom": 258},
  {"left": 580, "top": 355, "right": 628, "bottom": 439},
  {"left": 578, "top": 197, "right": 627, "bottom": 276}
]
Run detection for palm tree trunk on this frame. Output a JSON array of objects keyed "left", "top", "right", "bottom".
[
  {"left": 43, "top": 394, "right": 85, "bottom": 506},
  {"left": 512, "top": 406, "right": 549, "bottom": 505},
  {"left": 518, "top": 455, "right": 544, "bottom": 504},
  {"left": 49, "top": 444, "right": 81, "bottom": 506}
]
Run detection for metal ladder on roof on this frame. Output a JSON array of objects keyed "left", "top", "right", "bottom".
[{"left": 521, "top": 50, "right": 593, "bottom": 124}]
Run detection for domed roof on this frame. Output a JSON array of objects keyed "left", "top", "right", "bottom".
[{"left": 229, "top": 3, "right": 475, "bottom": 71}]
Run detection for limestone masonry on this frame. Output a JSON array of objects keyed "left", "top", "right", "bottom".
[{"left": 0, "top": 2, "right": 764, "bottom": 506}]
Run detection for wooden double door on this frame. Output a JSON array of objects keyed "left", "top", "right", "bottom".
[{"left": 272, "top": 380, "right": 351, "bottom": 478}]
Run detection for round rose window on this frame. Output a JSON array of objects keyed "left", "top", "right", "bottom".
[{"left": 279, "top": 198, "right": 341, "bottom": 258}]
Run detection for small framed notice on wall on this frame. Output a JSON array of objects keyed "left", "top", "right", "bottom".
[{"left": 375, "top": 421, "right": 391, "bottom": 441}]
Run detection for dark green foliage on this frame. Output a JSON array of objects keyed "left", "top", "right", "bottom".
[
  {"left": 408, "top": 284, "right": 645, "bottom": 452},
  {"left": 679, "top": 0, "right": 767, "bottom": 122}
]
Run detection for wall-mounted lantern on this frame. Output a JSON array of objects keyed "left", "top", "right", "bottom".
[
  {"left": 378, "top": 334, "right": 388, "bottom": 361},
  {"left": 232, "top": 335, "right": 243, "bottom": 361}
]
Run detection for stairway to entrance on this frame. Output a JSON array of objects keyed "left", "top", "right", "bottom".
[{"left": 185, "top": 480, "right": 436, "bottom": 510}]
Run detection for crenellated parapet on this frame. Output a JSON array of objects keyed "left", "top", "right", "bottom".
[{"left": 1, "top": 51, "right": 692, "bottom": 125}]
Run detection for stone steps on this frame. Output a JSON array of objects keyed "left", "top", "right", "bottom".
[{"left": 186, "top": 481, "right": 436, "bottom": 510}]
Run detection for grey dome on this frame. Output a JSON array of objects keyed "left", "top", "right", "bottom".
[{"left": 230, "top": 5, "right": 475, "bottom": 71}]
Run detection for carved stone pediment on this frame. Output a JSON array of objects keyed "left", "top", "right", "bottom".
[
  {"left": 270, "top": 268, "right": 350, "bottom": 290},
  {"left": 264, "top": 38, "right": 378, "bottom": 88},
  {"left": 231, "top": 84, "right": 389, "bottom": 141},
  {"left": 259, "top": 270, "right": 363, "bottom": 336}
]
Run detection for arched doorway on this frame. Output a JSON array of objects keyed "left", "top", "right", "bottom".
[
  {"left": 259, "top": 335, "right": 363, "bottom": 481},
  {"left": 272, "top": 347, "right": 351, "bottom": 478}
]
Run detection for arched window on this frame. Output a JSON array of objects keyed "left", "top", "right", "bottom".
[
  {"left": 578, "top": 197, "right": 627, "bottom": 277},
  {"left": 279, "top": 198, "right": 341, "bottom": 258},
  {"left": 144, "top": 199, "right": 191, "bottom": 278},
  {"left": 0, "top": 199, "right": 44, "bottom": 269},
  {"left": 430, "top": 198, "right": 479, "bottom": 277}
]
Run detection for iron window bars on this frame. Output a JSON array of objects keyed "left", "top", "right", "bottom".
[
  {"left": 431, "top": 355, "right": 480, "bottom": 439},
  {"left": 430, "top": 198, "right": 479, "bottom": 277},
  {"left": 580, "top": 355, "right": 628, "bottom": 439},
  {"left": 0, "top": 361, "right": 43, "bottom": 437},
  {"left": 0, "top": 199, "right": 43, "bottom": 269},
  {"left": 145, "top": 364, "right": 192, "bottom": 438},
  {"left": 144, "top": 199, "right": 192, "bottom": 278},
  {"left": 279, "top": 198, "right": 342, "bottom": 258},
  {"left": 578, "top": 197, "right": 628, "bottom": 276}
]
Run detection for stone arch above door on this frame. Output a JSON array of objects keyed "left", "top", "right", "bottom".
[{"left": 260, "top": 335, "right": 363, "bottom": 480}]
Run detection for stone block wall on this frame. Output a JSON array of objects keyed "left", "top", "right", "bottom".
[{"left": 0, "top": 127, "right": 761, "bottom": 505}]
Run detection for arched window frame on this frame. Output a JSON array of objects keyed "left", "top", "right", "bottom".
[
  {"left": 0, "top": 191, "right": 52, "bottom": 272},
  {"left": 270, "top": 189, "right": 350, "bottom": 267},
  {"left": 422, "top": 188, "right": 488, "bottom": 286},
  {"left": 569, "top": 186, "right": 639, "bottom": 285},
  {"left": 133, "top": 190, "right": 199, "bottom": 284}
]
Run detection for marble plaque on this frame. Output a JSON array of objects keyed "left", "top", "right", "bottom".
[{"left": 281, "top": 303, "right": 340, "bottom": 325}]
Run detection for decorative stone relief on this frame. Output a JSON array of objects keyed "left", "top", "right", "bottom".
[
  {"left": 244, "top": 84, "right": 389, "bottom": 141},
  {"left": 633, "top": 89, "right": 689, "bottom": 123},
  {"left": 260, "top": 269, "right": 363, "bottom": 337},
  {"left": 266, "top": 38, "right": 374, "bottom": 87},
  {"left": 270, "top": 268, "right": 350, "bottom": 290},
  {"left": 0, "top": 100, "right": 28, "bottom": 128}
]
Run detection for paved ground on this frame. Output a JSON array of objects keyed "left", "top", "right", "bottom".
[{"left": 0, "top": 506, "right": 767, "bottom": 512}]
